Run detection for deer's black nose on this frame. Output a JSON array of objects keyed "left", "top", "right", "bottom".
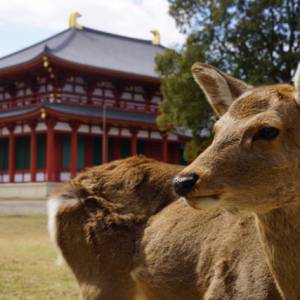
[{"left": 173, "top": 173, "right": 199, "bottom": 197}]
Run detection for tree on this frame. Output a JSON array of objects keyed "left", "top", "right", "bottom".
[{"left": 156, "top": 0, "right": 300, "bottom": 160}]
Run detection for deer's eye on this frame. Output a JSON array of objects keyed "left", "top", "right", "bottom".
[{"left": 253, "top": 127, "right": 280, "bottom": 141}]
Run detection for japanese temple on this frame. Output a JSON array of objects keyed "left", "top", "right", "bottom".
[{"left": 0, "top": 14, "right": 185, "bottom": 198}]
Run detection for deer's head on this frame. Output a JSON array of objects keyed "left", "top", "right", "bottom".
[{"left": 174, "top": 63, "right": 300, "bottom": 213}]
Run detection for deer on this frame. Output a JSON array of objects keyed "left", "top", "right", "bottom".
[
  {"left": 48, "top": 160, "right": 279, "bottom": 299},
  {"left": 48, "top": 61, "right": 300, "bottom": 299},
  {"left": 169, "top": 62, "right": 300, "bottom": 300},
  {"left": 47, "top": 157, "right": 184, "bottom": 300}
]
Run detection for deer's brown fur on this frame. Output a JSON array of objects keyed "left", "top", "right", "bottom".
[
  {"left": 48, "top": 157, "right": 182, "bottom": 299},
  {"left": 48, "top": 156, "right": 280, "bottom": 300},
  {"left": 135, "top": 201, "right": 279, "bottom": 300},
  {"left": 179, "top": 62, "right": 300, "bottom": 299}
]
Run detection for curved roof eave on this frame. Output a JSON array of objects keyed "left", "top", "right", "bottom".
[
  {"left": 43, "top": 104, "right": 158, "bottom": 129},
  {"left": 0, "top": 53, "right": 46, "bottom": 77},
  {"left": 0, "top": 104, "right": 158, "bottom": 129},
  {"left": 48, "top": 54, "right": 161, "bottom": 83},
  {"left": 0, "top": 106, "right": 41, "bottom": 123},
  {"left": 0, "top": 52, "right": 161, "bottom": 83}
]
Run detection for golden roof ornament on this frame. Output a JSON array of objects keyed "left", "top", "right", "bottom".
[
  {"left": 150, "top": 30, "right": 161, "bottom": 45},
  {"left": 40, "top": 108, "right": 46, "bottom": 119},
  {"left": 69, "top": 12, "right": 83, "bottom": 30},
  {"left": 43, "top": 56, "right": 49, "bottom": 68}
]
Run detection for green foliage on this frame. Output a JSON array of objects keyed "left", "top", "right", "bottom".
[
  {"left": 156, "top": 40, "right": 213, "bottom": 161},
  {"left": 156, "top": 0, "right": 300, "bottom": 160},
  {"left": 184, "top": 138, "right": 213, "bottom": 162},
  {"left": 168, "top": 0, "right": 300, "bottom": 82}
]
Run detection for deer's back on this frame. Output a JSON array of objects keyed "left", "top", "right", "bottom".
[{"left": 134, "top": 200, "right": 281, "bottom": 300}]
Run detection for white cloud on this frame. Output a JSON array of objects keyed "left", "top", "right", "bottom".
[{"left": 0, "top": 0, "right": 186, "bottom": 56}]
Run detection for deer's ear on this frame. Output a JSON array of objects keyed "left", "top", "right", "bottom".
[
  {"left": 293, "top": 63, "right": 300, "bottom": 105},
  {"left": 192, "top": 63, "right": 251, "bottom": 116}
]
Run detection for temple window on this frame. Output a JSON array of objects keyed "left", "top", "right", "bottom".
[
  {"left": 137, "top": 140, "right": 144, "bottom": 155},
  {"left": 39, "top": 85, "right": 46, "bottom": 93},
  {"left": 122, "top": 92, "right": 132, "bottom": 100},
  {"left": 62, "top": 134, "right": 71, "bottom": 169},
  {"left": 4, "top": 92, "right": 11, "bottom": 99},
  {"left": 152, "top": 95, "right": 161, "bottom": 103},
  {"left": 120, "top": 139, "right": 131, "bottom": 158},
  {"left": 92, "top": 136, "right": 102, "bottom": 165},
  {"left": 104, "top": 89, "right": 113, "bottom": 97},
  {"left": 75, "top": 77, "right": 84, "bottom": 84},
  {"left": 75, "top": 85, "right": 85, "bottom": 94},
  {"left": 0, "top": 139, "right": 9, "bottom": 171},
  {"left": 62, "top": 83, "right": 73, "bottom": 92},
  {"left": 77, "top": 135, "right": 85, "bottom": 169},
  {"left": 17, "top": 90, "right": 24, "bottom": 97},
  {"left": 15, "top": 136, "right": 30, "bottom": 170},
  {"left": 93, "top": 88, "right": 103, "bottom": 96}
]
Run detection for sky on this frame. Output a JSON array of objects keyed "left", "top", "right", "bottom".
[{"left": 0, "top": 0, "right": 186, "bottom": 58}]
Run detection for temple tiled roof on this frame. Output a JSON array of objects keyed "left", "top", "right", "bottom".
[
  {"left": 46, "top": 103, "right": 157, "bottom": 124},
  {"left": 0, "top": 103, "right": 157, "bottom": 125},
  {"left": 0, "top": 27, "right": 165, "bottom": 79},
  {"left": 0, "top": 106, "right": 37, "bottom": 118}
]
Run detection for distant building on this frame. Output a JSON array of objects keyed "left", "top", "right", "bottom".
[{"left": 0, "top": 15, "right": 185, "bottom": 198}]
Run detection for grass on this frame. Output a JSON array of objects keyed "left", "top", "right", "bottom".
[{"left": 0, "top": 216, "right": 79, "bottom": 300}]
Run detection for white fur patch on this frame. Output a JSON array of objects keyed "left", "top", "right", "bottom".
[
  {"left": 47, "top": 196, "right": 64, "bottom": 265},
  {"left": 293, "top": 62, "right": 300, "bottom": 102},
  {"left": 217, "top": 113, "right": 235, "bottom": 128},
  {"left": 47, "top": 197, "right": 62, "bottom": 243}
]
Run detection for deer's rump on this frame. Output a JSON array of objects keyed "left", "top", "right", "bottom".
[{"left": 134, "top": 200, "right": 281, "bottom": 300}]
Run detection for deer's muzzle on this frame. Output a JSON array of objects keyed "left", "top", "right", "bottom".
[{"left": 173, "top": 173, "right": 199, "bottom": 197}]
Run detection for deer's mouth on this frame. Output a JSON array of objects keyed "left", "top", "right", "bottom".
[{"left": 184, "top": 194, "right": 220, "bottom": 210}]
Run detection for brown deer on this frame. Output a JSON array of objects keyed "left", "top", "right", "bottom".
[
  {"left": 48, "top": 62, "right": 300, "bottom": 300},
  {"left": 48, "top": 157, "right": 183, "bottom": 300},
  {"left": 48, "top": 157, "right": 280, "bottom": 299},
  {"left": 171, "top": 62, "right": 300, "bottom": 300}
]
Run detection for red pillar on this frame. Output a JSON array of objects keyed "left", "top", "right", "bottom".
[
  {"left": 102, "top": 127, "right": 108, "bottom": 163},
  {"left": 29, "top": 123, "right": 37, "bottom": 182},
  {"left": 8, "top": 126, "right": 15, "bottom": 183},
  {"left": 46, "top": 120, "right": 56, "bottom": 182},
  {"left": 162, "top": 135, "right": 168, "bottom": 162},
  {"left": 174, "top": 143, "right": 180, "bottom": 164},
  {"left": 130, "top": 128, "right": 138, "bottom": 156},
  {"left": 70, "top": 123, "right": 79, "bottom": 177}
]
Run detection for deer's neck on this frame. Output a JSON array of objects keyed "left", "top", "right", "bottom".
[{"left": 255, "top": 205, "right": 300, "bottom": 300}]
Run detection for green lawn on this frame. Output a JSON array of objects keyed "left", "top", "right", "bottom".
[{"left": 0, "top": 216, "right": 79, "bottom": 300}]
